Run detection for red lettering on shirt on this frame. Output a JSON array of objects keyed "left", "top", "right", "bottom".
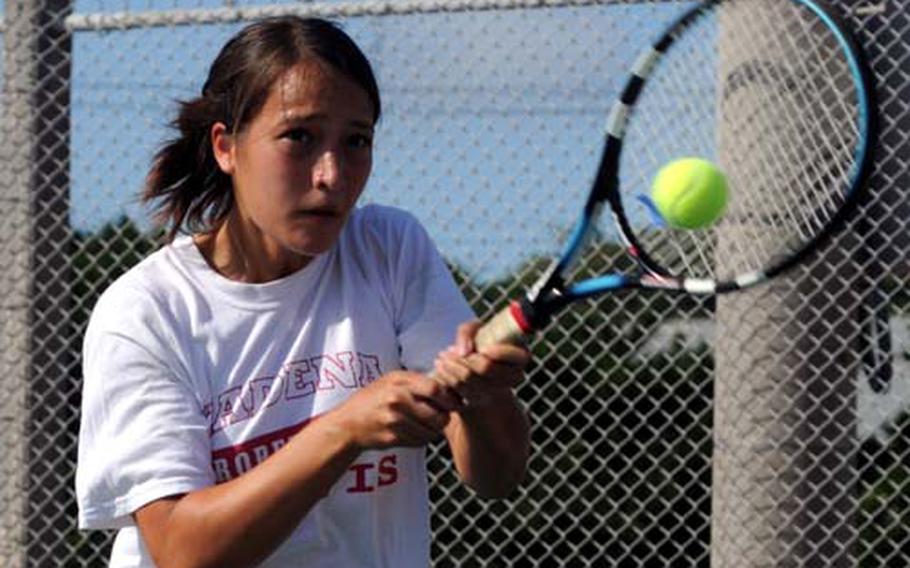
[
  {"left": 314, "top": 351, "right": 358, "bottom": 390},
  {"left": 210, "top": 417, "right": 316, "bottom": 483},
  {"left": 284, "top": 359, "right": 317, "bottom": 399},
  {"left": 212, "top": 386, "right": 243, "bottom": 434},
  {"left": 211, "top": 375, "right": 279, "bottom": 434},
  {"left": 378, "top": 454, "right": 398, "bottom": 486},
  {"left": 357, "top": 354, "right": 382, "bottom": 386},
  {"left": 345, "top": 454, "right": 400, "bottom": 493},
  {"left": 208, "top": 351, "right": 385, "bottom": 434},
  {"left": 347, "top": 463, "right": 376, "bottom": 493}
]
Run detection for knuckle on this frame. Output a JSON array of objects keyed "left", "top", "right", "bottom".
[
  {"left": 425, "top": 379, "right": 447, "bottom": 398},
  {"left": 379, "top": 408, "right": 401, "bottom": 428},
  {"left": 383, "top": 387, "right": 409, "bottom": 407},
  {"left": 471, "top": 356, "right": 494, "bottom": 376}
]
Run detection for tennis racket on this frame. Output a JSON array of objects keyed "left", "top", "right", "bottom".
[{"left": 473, "top": 0, "right": 878, "bottom": 349}]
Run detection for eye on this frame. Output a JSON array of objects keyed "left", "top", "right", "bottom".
[
  {"left": 282, "top": 128, "right": 313, "bottom": 145},
  {"left": 348, "top": 133, "right": 373, "bottom": 150}
]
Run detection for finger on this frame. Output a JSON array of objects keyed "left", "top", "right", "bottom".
[
  {"left": 386, "top": 386, "right": 449, "bottom": 421},
  {"left": 468, "top": 359, "right": 524, "bottom": 390},
  {"left": 434, "top": 355, "right": 522, "bottom": 407},
  {"left": 399, "top": 398, "right": 452, "bottom": 435},
  {"left": 451, "top": 351, "right": 527, "bottom": 390},
  {"left": 436, "top": 351, "right": 517, "bottom": 387},
  {"left": 455, "top": 320, "right": 482, "bottom": 356},
  {"left": 476, "top": 342, "right": 532, "bottom": 368},
  {"left": 430, "top": 364, "right": 462, "bottom": 395},
  {"left": 379, "top": 392, "right": 450, "bottom": 441},
  {"left": 432, "top": 361, "right": 476, "bottom": 402},
  {"left": 433, "top": 358, "right": 486, "bottom": 405},
  {"left": 407, "top": 374, "right": 465, "bottom": 411},
  {"left": 435, "top": 355, "right": 519, "bottom": 402},
  {"left": 388, "top": 413, "right": 447, "bottom": 446},
  {"left": 433, "top": 353, "right": 474, "bottom": 386},
  {"left": 436, "top": 349, "right": 528, "bottom": 395}
]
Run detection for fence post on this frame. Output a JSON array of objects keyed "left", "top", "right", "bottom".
[
  {"left": 712, "top": 2, "right": 862, "bottom": 566},
  {"left": 0, "top": 0, "right": 72, "bottom": 565}
]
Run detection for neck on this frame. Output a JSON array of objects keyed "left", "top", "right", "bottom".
[{"left": 195, "top": 215, "right": 312, "bottom": 283}]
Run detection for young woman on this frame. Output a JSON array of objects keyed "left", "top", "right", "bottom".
[{"left": 76, "top": 17, "right": 530, "bottom": 567}]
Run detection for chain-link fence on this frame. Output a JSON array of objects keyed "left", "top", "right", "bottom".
[{"left": 1, "top": 0, "right": 908, "bottom": 566}]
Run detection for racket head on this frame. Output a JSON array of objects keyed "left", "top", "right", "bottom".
[{"left": 582, "top": 0, "right": 878, "bottom": 297}]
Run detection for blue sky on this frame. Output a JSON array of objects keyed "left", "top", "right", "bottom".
[{"left": 4, "top": 1, "right": 691, "bottom": 280}]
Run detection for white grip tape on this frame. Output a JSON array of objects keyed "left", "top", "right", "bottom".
[
  {"left": 475, "top": 305, "right": 528, "bottom": 349},
  {"left": 429, "top": 305, "right": 526, "bottom": 382}
]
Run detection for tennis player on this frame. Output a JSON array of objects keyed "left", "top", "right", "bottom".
[{"left": 76, "top": 17, "right": 530, "bottom": 567}]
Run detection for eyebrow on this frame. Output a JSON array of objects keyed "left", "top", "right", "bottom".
[{"left": 279, "top": 111, "right": 373, "bottom": 131}]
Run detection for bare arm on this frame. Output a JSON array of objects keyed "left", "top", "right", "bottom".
[
  {"left": 134, "top": 371, "right": 462, "bottom": 568},
  {"left": 443, "top": 387, "right": 531, "bottom": 498},
  {"left": 436, "top": 322, "right": 532, "bottom": 498}
]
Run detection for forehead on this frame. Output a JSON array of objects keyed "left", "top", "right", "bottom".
[{"left": 258, "top": 59, "right": 375, "bottom": 124}]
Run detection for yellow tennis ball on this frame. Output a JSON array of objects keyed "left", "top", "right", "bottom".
[{"left": 651, "top": 158, "right": 728, "bottom": 229}]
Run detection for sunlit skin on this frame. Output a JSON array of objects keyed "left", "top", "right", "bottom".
[{"left": 198, "top": 60, "right": 375, "bottom": 283}]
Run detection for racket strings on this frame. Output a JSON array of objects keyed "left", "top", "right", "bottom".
[{"left": 618, "top": 0, "right": 862, "bottom": 284}]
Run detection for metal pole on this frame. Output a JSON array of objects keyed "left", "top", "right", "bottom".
[
  {"left": 1, "top": 2, "right": 39, "bottom": 564},
  {"left": 0, "top": 0, "right": 72, "bottom": 564},
  {"left": 712, "top": 2, "right": 861, "bottom": 566}
]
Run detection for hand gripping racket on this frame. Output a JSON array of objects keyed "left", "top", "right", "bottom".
[{"left": 474, "top": 0, "right": 878, "bottom": 349}]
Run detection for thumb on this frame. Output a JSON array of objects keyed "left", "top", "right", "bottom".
[{"left": 454, "top": 320, "right": 482, "bottom": 356}]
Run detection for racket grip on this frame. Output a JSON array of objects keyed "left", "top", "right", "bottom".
[{"left": 474, "top": 301, "right": 533, "bottom": 349}]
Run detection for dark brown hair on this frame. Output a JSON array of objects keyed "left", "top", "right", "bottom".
[{"left": 144, "top": 17, "right": 381, "bottom": 241}]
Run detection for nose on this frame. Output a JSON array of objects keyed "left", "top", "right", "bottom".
[{"left": 313, "top": 150, "right": 341, "bottom": 191}]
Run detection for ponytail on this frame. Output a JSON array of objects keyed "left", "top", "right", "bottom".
[{"left": 143, "top": 96, "right": 234, "bottom": 242}]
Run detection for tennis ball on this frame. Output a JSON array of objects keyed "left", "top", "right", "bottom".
[{"left": 651, "top": 158, "right": 728, "bottom": 229}]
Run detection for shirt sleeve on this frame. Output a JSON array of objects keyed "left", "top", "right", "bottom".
[
  {"left": 76, "top": 286, "right": 215, "bottom": 530},
  {"left": 382, "top": 209, "right": 475, "bottom": 373}
]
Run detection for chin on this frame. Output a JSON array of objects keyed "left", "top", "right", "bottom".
[
  {"left": 285, "top": 234, "right": 340, "bottom": 257},
  {"left": 283, "top": 216, "right": 348, "bottom": 256}
]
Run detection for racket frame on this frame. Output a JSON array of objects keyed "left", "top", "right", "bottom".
[{"left": 494, "top": 0, "right": 879, "bottom": 344}]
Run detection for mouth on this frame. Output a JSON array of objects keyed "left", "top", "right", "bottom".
[{"left": 295, "top": 207, "right": 341, "bottom": 218}]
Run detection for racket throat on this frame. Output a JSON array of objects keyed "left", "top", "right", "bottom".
[
  {"left": 519, "top": 293, "right": 566, "bottom": 331},
  {"left": 528, "top": 259, "right": 567, "bottom": 302}
]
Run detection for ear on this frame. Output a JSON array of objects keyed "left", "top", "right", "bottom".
[{"left": 211, "top": 122, "right": 235, "bottom": 175}]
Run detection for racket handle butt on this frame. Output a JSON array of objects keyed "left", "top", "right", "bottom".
[{"left": 475, "top": 301, "right": 533, "bottom": 349}]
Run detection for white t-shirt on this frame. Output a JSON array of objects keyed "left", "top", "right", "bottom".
[{"left": 76, "top": 205, "right": 473, "bottom": 567}]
